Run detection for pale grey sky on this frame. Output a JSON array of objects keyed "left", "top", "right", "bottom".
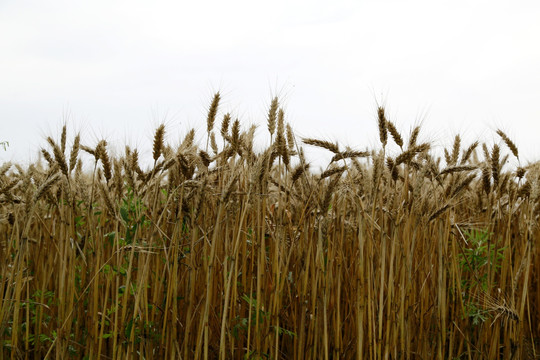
[{"left": 1, "top": 0, "right": 540, "bottom": 168}]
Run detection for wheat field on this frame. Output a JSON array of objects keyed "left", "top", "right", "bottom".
[{"left": 0, "top": 94, "right": 539, "bottom": 359}]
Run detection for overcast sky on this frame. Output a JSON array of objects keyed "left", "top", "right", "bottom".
[{"left": 1, "top": 0, "right": 540, "bottom": 168}]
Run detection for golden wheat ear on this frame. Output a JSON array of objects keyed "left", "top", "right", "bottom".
[
  {"left": 470, "top": 289, "right": 519, "bottom": 326},
  {"left": 153, "top": 124, "right": 166, "bottom": 162},
  {"left": 377, "top": 106, "right": 388, "bottom": 146},
  {"left": 69, "top": 134, "right": 80, "bottom": 174},
  {"left": 386, "top": 120, "right": 403, "bottom": 148},
  {"left": 496, "top": 129, "right": 519, "bottom": 160},
  {"left": 302, "top": 138, "right": 340, "bottom": 154},
  {"left": 206, "top": 92, "right": 220, "bottom": 134},
  {"left": 267, "top": 97, "right": 279, "bottom": 137},
  {"left": 409, "top": 125, "right": 420, "bottom": 147}
]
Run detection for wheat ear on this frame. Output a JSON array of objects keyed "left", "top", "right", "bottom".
[
  {"left": 377, "top": 106, "right": 388, "bottom": 146},
  {"left": 267, "top": 97, "right": 279, "bottom": 137},
  {"left": 302, "top": 138, "right": 340, "bottom": 154},
  {"left": 153, "top": 124, "right": 166, "bottom": 162},
  {"left": 207, "top": 92, "right": 220, "bottom": 133},
  {"left": 496, "top": 129, "right": 519, "bottom": 160}
]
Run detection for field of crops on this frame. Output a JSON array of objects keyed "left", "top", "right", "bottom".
[{"left": 1, "top": 94, "right": 539, "bottom": 359}]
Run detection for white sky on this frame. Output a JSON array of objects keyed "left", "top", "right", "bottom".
[{"left": 1, "top": 0, "right": 540, "bottom": 168}]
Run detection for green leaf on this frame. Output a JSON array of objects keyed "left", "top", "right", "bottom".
[{"left": 120, "top": 207, "right": 129, "bottom": 222}]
